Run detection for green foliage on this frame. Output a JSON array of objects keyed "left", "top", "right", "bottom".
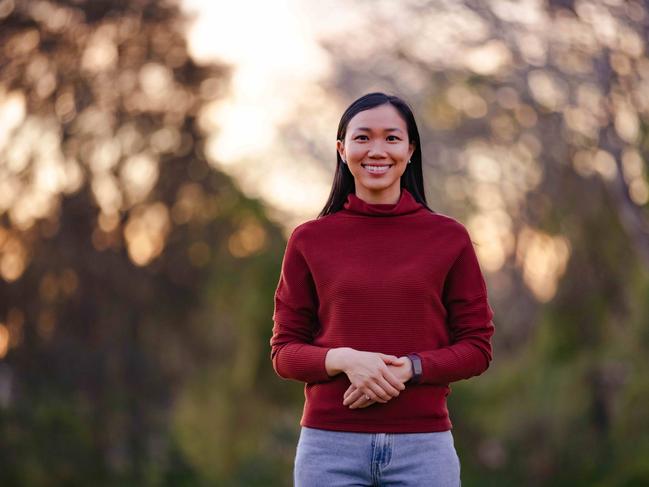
[{"left": 2, "top": 0, "right": 649, "bottom": 486}]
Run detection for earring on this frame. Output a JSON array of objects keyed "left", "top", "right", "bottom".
[
  {"left": 407, "top": 159, "right": 412, "bottom": 164},
  {"left": 342, "top": 159, "right": 347, "bottom": 164}
]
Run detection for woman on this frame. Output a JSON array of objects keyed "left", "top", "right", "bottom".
[{"left": 270, "top": 92, "right": 495, "bottom": 486}]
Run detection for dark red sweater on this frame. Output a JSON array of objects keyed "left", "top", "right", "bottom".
[{"left": 270, "top": 187, "right": 495, "bottom": 433}]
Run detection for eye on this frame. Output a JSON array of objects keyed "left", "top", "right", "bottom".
[{"left": 387, "top": 135, "right": 400, "bottom": 141}]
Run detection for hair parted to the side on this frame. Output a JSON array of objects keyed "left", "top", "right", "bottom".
[{"left": 317, "top": 92, "right": 434, "bottom": 218}]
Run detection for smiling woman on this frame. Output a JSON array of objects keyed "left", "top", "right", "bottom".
[
  {"left": 336, "top": 103, "right": 415, "bottom": 203},
  {"left": 270, "top": 92, "right": 496, "bottom": 486}
]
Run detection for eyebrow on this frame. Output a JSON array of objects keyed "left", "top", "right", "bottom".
[{"left": 353, "top": 127, "right": 404, "bottom": 133}]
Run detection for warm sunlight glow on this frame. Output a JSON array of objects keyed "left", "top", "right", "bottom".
[
  {"left": 0, "top": 89, "right": 25, "bottom": 152},
  {"left": 228, "top": 216, "right": 268, "bottom": 258},
  {"left": 621, "top": 148, "right": 649, "bottom": 203},
  {"left": 81, "top": 28, "right": 118, "bottom": 73},
  {"left": 120, "top": 153, "right": 159, "bottom": 206},
  {"left": 123, "top": 202, "right": 171, "bottom": 266},
  {"left": 528, "top": 69, "right": 568, "bottom": 111},
  {"left": 5, "top": 308, "right": 24, "bottom": 349},
  {"left": 516, "top": 226, "right": 571, "bottom": 302},
  {"left": 0, "top": 229, "right": 27, "bottom": 282},
  {"left": 467, "top": 210, "right": 515, "bottom": 272},
  {"left": 464, "top": 40, "right": 512, "bottom": 75},
  {"left": 573, "top": 149, "right": 618, "bottom": 181},
  {"left": 0, "top": 323, "right": 9, "bottom": 359},
  {"left": 181, "top": 0, "right": 337, "bottom": 225}
]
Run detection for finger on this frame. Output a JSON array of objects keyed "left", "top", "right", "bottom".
[
  {"left": 393, "top": 356, "right": 410, "bottom": 366},
  {"left": 373, "top": 376, "right": 400, "bottom": 400},
  {"left": 343, "top": 389, "right": 362, "bottom": 406},
  {"left": 367, "top": 383, "right": 391, "bottom": 402},
  {"left": 379, "top": 353, "right": 399, "bottom": 364},
  {"left": 383, "top": 367, "right": 407, "bottom": 391},
  {"left": 349, "top": 394, "right": 371, "bottom": 409},
  {"left": 343, "top": 385, "right": 354, "bottom": 400},
  {"left": 376, "top": 375, "right": 401, "bottom": 398},
  {"left": 357, "top": 399, "right": 376, "bottom": 409},
  {"left": 349, "top": 388, "right": 380, "bottom": 407}
]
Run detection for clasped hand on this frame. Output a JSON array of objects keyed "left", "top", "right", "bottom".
[{"left": 342, "top": 351, "right": 412, "bottom": 409}]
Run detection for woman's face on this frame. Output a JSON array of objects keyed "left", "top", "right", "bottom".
[{"left": 336, "top": 103, "right": 415, "bottom": 203}]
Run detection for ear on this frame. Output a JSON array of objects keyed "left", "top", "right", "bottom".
[
  {"left": 336, "top": 139, "right": 345, "bottom": 161},
  {"left": 408, "top": 141, "right": 415, "bottom": 161}
]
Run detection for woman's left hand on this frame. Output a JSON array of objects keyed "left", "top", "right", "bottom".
[{"left": 343, "top": 356, "right": 413, "bottom": 409}]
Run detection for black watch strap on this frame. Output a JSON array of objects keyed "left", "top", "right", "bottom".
[{"left": 407, "top": 353, "right": 423, "bottom": 384}]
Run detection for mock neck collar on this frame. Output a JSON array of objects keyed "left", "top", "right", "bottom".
[{"left": 342, "top": 187, "right": 424, "bottom": 217}]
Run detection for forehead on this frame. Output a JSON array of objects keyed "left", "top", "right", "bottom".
[{"left": 347, "top": 104, "right": 407, "bottom": 132}]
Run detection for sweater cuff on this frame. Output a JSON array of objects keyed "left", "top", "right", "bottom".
[
  {"left": 415, "top": 335, "right": 493, "bottom": 385},
  {"left": 274, "top": 343, "right": 333, "bottom": 384}
]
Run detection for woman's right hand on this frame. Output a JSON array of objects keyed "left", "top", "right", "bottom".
[
  {"left": 329, "top": 348, "right": 405, "bottom": 403},
  {"left": 343, "top": 357, "right": 412, "bottom": 408}
]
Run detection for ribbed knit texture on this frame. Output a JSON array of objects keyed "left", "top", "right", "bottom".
[{"left": 270, "top": 187, "right": 495, "bottom": 433}]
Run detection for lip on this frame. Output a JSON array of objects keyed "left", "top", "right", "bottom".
[{"left": 361, "top": 163, "right": 393, "bottom": 176}]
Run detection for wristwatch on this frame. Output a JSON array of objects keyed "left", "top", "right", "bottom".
[{"left": 406, "top": 353, "right": 422, "bottom": 384}]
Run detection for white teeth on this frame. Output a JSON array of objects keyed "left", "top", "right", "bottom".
[{"left": 363, "top": 165, "right": 392, "bottom": 173}]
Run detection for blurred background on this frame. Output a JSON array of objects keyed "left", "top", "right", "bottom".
[{"left": 1, "top": 0, "right": 648, "bottom": 485}]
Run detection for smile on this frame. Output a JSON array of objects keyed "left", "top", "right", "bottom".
[{"left": 361, "top": 164, "right": 393, "bottom": 174}]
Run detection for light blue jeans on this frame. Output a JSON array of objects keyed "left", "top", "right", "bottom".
[{"left": 294, "top": 426, "right": 461, "bottom": 486}]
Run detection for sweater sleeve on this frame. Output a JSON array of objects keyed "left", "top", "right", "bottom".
[
  {"left": 269, "top": 226, "right": 333, "bottom": 384},
  {"left": 415, "top": 230, "right": 495, "bottom": 385}
]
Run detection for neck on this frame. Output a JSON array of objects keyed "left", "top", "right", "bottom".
[
  {"left": 341, "top": 187, "right": 424, "bottom": 217},
  {"left": 354, "top": 185, "right": 401, "bottom": 205}
]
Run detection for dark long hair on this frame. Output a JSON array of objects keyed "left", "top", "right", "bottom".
[{"left": 317, "top": 92, "right": 434, "bottom": 217}]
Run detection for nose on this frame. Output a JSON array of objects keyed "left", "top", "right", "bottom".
[{"left": 367, "top": 141, "right": 388, "bottom": 158}]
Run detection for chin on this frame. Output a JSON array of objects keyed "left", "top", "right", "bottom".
[{"left": 358, "top": 180, "right": 400, "bottom": 192}]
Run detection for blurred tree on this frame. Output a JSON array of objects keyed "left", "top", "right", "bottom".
[
  {"left": 286, "top": 0, "right": 649, "bottom": 485},
  {"left": 3, "top": 0, "right": 649, "bottom": 486},
  {"left": 0, "top": 1, "right": 291, "bottom": 485}
]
